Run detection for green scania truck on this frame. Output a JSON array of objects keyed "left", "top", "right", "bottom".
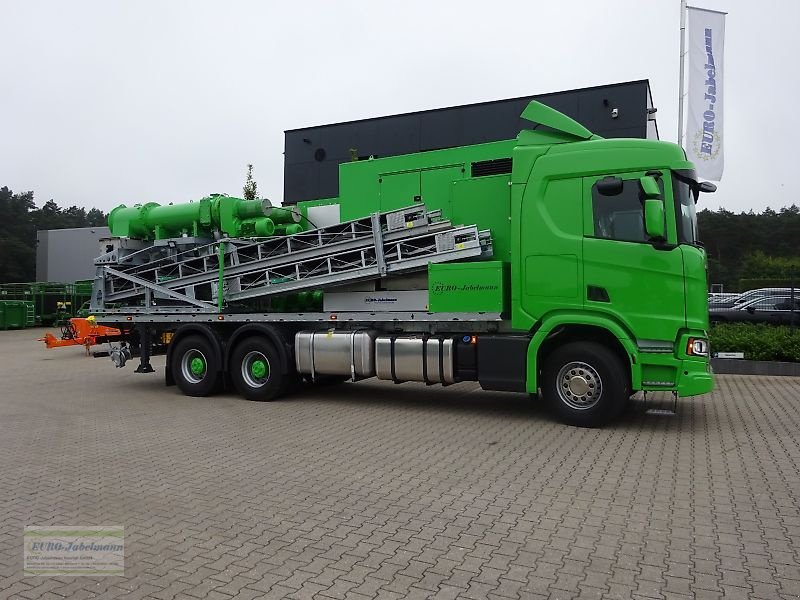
[{"left": 91, "top": 100, "right": 715, "bottom": 426}]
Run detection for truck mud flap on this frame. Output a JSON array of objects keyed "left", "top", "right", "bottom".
[{"left": 477, "top": 335, "right": 531, "bottom": 393}]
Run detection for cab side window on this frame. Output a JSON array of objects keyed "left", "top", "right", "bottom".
[{"left": 591, "top": 179, "right": 647, "bottom": 243}]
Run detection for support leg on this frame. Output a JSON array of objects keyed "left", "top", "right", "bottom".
[{"left": 135, "top": 326, "right": 155, "bottom": 373}]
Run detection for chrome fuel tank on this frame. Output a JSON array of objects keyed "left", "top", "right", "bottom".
[
  {"left": 375, "top": 336, "right": 455, "bottom": 384},
  {"left": 295, "top": 330, "right": 377, "bottom": 379}
]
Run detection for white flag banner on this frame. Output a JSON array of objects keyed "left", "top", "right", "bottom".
[{"left": 686, "top": 6, "right": 726, "bottom": 181}]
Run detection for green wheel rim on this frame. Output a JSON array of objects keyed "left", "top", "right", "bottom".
[
  {"left": 251, "top": 359, "right": 268, "bottom": 379},
  {"left": 180, "top": 349, "right": 208, "bottom": 384},
  {"left": 241, "top": 351, "right": 271, "bottom": 388},
  {"left": 190, "top": 357, "right": 206, "bottom": 376}
]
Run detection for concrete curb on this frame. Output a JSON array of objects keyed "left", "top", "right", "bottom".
[{"left": 712, "top": 358, "right": 800, "bottom": 377}]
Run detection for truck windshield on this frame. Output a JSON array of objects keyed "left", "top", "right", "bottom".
[{"left": 672, "top": 170, "right": 700, "bottom": 246}]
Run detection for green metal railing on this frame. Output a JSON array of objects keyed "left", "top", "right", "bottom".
[{"left": 0, "top": 281, "right": 94, "bottom": 326}]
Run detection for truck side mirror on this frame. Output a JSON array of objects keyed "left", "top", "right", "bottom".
[
  {"left": 596, "top": 176, "right": 623, "bottom": 196},
  {"left": 644, "top": 198, "right": 665, "bottom": 241},
  {"left": 639, "top": 176, "right": 661, "bottom": 200},
  {"left": 640, "top": 176, "right": 665, "bottom": 241}
]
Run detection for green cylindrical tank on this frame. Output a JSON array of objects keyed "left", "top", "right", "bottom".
[
  {"left": 237, "top": 199, "right": 272, "bottom": 220},
  {"left": 274, "top": 224, "right": 304, "bottom": 236},
  {"left": 266, "top": 206, "right": 303, "bottom": 225},
  {"left": 310, "top": 290, "right": 323, "bottom": 308},
  {"left": 270, "top": 296, "right": 288, "bottom": 312},
  {"left": 296, "top": 291, "right": 312, "bottom": 310},
  {"left": 299, "top": 290, "right": 323, "bottom": 310},
  {"left": 146, "top": 202, "right": 204, "bottom": 232},
  {"left": 254, "top": 218, "right": 276, "bottom": 237},
  {"left": 266, "top": 290, "right": 322, "bottom": 312},
  {"left": 108, "top": 202, "right": 159, "bottom": 238}
]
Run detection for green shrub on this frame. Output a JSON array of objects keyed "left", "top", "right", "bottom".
[{"left": 710, "top": 323, "right": 800, "bottom": 362}]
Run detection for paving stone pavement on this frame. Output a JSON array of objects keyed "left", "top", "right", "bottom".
[{"left": 1, "top": 328, "right": 800, "bottom": 599}]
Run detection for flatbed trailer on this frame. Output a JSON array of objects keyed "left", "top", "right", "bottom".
[{"left": 91, "top": 100, "right": 716, "bottom": 426}]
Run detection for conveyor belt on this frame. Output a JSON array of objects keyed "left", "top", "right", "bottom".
[{"left": 92, "top": 205, "right": 492, "bottom": 313}]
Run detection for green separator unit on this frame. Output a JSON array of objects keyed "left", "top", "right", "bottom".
[
  {"left": 0, "top": 282, "right": 91, "bottom": 325},
  {"left": 0, "top": 300, "right": 33, "bottom": 330},
  {"left": 428, "top": 261, "right": 509, "bottom": 314}
]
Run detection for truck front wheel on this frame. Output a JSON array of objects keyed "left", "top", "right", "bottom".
[
  {"left": 542, "top": 341, "right": 629, "bottom": 427},
  {"left": 230, "top": 337, "right": 286, "bottom": 401},
  {"left": 172, "top": 335, "right": 221, "bottom": 397}
]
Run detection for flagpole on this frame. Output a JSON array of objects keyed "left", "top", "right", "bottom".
[{"left": 678, "top": 0, "right": 687, "bottom": 147}]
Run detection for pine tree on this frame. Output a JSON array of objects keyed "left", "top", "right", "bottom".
[{"left": 243, "top": 164, "right": 258, "bottom": 200}]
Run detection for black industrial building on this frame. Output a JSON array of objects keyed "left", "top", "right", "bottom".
[{"left": 283, "top": 80, "right": 659, "bottom": 205}]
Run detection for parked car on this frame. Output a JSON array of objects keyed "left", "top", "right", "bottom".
[
  {"left": 709, "top": 288, "right": 798, "bottom": 309},
  {"left": 710, "top": 295, "right": 800, "bottom": 325},
  {"left": 708, "top": 293, "right": 738, "bottom": 304}
]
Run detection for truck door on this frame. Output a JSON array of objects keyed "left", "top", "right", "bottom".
[{"left": 581, "top": 172, "right": 685, "bottom": 342}]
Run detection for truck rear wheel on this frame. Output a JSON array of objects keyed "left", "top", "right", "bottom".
[
  {"left": 542, "top": 341, "right": 629, "bottom": 427},
  {"left": 230, "top": 337, "right": 286, "bottom": 401},
  {"left": 171, "top": 335, "right": 220, "bottom": 397}
]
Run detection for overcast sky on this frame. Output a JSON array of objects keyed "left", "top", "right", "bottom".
[{"left": 1, "top": 0, "right": 797, "bottom": 214}]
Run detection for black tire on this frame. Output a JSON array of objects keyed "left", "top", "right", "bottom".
[
  {"left": 230, "top": 336, "right": 287, "bottom": 401},
  {"left": 541, "top": 341, "right": 629, "bottom": 427},
  {"left": 171, "top": 335, "right": 221, "bottom": 397}
]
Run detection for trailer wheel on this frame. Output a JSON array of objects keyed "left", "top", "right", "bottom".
[
  {"left": 230, "top": 337, "right": 286, "bottom": 401},
  {"left": 542, "top": 341, "right": 629, "bottom": 427},
  {"left": 171, "top": 335, "right": 220, "bottom": 397}
]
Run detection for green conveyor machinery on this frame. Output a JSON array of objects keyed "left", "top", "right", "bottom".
[{"left": 108, "top": 194, "right": 305, "bottom": 241}]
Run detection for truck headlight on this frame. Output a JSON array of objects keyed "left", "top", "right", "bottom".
[{"left": 687, "top": 338, "right": 709, "bottom": 357}]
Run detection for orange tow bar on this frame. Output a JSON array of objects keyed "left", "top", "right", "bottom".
[{"left": 40, "top": 317, "right": 123, "bottom": 355}]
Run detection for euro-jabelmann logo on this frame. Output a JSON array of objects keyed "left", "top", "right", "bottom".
[
  {"left": 24, "top": 526, "right": 124, "bottom": 576},
  {"left": 692, "top": 130, "right": 722, "bottom": 162}
]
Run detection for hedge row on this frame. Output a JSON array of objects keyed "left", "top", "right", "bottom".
[{"left": 710, "top": 323, "right": 800, "bottom": 362}]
